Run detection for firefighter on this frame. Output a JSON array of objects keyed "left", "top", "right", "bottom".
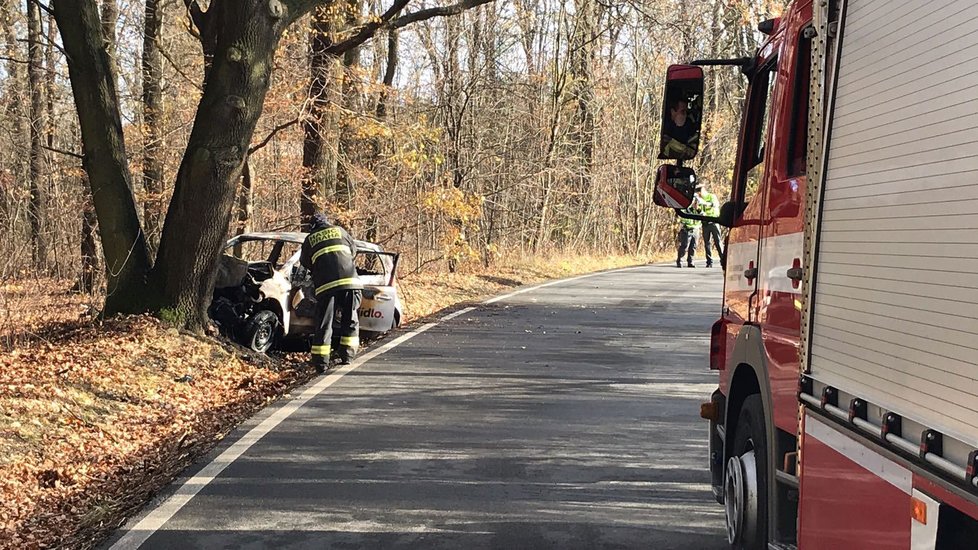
[
  {"left": 676, "top": 205, "right": 701, "bottom": 268},
  {"left": 300, "top": 212, "right": 363, "bottom": 373},
  {"left": 693, "top": 183, "right": 723, "bottom": 268}
]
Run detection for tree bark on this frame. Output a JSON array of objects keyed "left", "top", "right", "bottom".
[
  {"left": 335, "top": 0, "right": 363, "bottom": 209},
  {"left": 1, "top": 0, "right": 26, "bottom": 220},
  {"left": 300, "top": 6, "right": 342, "bottom": 229},
  {"left": 100, "top": 0, "right": 119, "bottom": 78},
  {"left": 151, "top": 0, "right": 302, "bottom": 328},
  {"left": 52, "top": 0, "right": 151, "bottom": 311},
  {"left": 142, "top": 0, "right": 165, "bottom": 252},
  {"left": 27, "top": 0, "right": 46, "bottom": 270},
  {"left": 232, "top": 157, "right": 254, "bottom": 258},
  {"left": 79, "top": 193, "right": 99, "bottom": 293}
]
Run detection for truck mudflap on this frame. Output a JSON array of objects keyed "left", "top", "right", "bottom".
[{"left": 703, "top": 388, "right": 726, "bottom": 503}]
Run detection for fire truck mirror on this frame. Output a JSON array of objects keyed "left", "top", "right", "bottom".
[
  {"left": 658, "top": 64, "right": 704, "bottom": 161},
  {"left": 653, "top": 164, "right": 697, "bottom": 209}
]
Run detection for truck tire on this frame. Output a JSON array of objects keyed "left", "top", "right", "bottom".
[
  {"left": 725, "top": 394, "right": 768, "bottom": 550},
  {"left": 242, "top": 310, "right": 279, "bottom": 353}
]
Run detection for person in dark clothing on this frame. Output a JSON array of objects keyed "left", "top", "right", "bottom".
[
  {"left": 660, "top": 97, "right": 699, "bottom": 159},
  {"left": 676, "top": 206, "right": 701, "bottom": 268},
  {"left": 300, "top": 212, "right": 363, "bottom": 372}
]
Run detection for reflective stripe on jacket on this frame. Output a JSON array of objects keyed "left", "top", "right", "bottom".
[
  {"left": 679, "top": 208, "right": 702, "bottom": 229},
  {"left": 697, "top": 192, "right": 720, "bottom": 217},
  {"left": 300, "top": 224, "right": 362, "bottom": 294}
]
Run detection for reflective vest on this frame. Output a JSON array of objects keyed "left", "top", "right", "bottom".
[
  {"left": 697, "top": 191, "right": 720, "bottom": 218},
  {"left": 300, "top": 224, "right": 362, "bottom": 295},
  {"left": 679, "top": 208, "right": 701, "bottom": 229}
]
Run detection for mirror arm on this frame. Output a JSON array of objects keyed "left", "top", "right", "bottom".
[
  {"left": 688, "top": 57, "right": 754, "bottom": 77},
  {"left": 689, "top": 57, "right": 752, "bottom": 67},
  {"left": 674, "top": 210, "right": 723, "bottom": 225}
]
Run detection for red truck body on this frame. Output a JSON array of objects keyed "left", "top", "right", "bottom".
[{"left": 685, "top": 0, "right": 978, "bottom": 547}]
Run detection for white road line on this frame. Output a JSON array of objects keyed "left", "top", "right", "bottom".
[
  {"left": 440, "top": 306, "right": 477, "bottom": 321},
  {"left": 111, "top": 264, "right": 651, "bottom": 548},
  {"left": 110, "top": 323, "right": 438, "bottom": 550},
  {"left": 484, "top": 265, "right": 648, "bottom": 304}
]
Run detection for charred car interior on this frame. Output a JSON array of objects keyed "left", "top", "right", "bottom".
[{"left": 210, "top": 232, "right": 402, "bottom": 353}]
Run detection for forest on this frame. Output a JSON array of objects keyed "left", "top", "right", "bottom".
[
  {"left": 0, "top": 0, "right": 782, "bottom": 546},
  {"left": 0, "top": 0, "right": 778, "bottom": 328}
]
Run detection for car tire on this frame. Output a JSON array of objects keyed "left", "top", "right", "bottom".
[
  {"left": 242, "top": 310, "right": 279, "bottom": 353},
  {"left": 393, "top": 311, "right": 401, "bottom": 329},
  {"left": 726, "top": 394, "right": 768, "bottom": 550}
]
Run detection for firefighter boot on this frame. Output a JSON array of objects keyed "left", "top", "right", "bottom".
[
  {"left": 310, "top": 344, "right": 331, "bottom": 374},
  {"left": 687, "top": 261, "right": 696, "bottom": 268},
  {"left": 676, "top": 259, "right": 682, "bottom": 268}
]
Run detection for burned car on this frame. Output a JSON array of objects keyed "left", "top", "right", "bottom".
[{"left": 210, "top": 232, "right": 402, "bottom": 352}]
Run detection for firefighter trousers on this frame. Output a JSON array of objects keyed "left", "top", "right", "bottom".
[
  {"left": 311, "top": 289, "right": 362, "bottom": 365},
  {"left": 702, "top": 222, "right": 723, "bottom": 265},
  {"left": 677, "top": 227, "right": 698, "bottom": 264}
]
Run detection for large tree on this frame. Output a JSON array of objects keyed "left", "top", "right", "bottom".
[{"left": 53, "top": 0, "right": 497, "bottom": 328}]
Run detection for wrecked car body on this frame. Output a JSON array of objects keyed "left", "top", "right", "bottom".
[{"left": 210, "top": 232, "right": 402, "bottom": 352}]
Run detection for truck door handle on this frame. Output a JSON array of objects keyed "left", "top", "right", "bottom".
[
  {"left": 787, "top": 258, "right": 803, "bottom": 289},
  {"left": 744, "top": 261, "right": 757, "bottom": 282}
]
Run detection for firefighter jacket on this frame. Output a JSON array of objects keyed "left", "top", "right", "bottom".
[{"left": 300, "top": 223, "right": 363, "bottom": 295}]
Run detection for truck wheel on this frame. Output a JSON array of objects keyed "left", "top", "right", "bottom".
[
  {"left": 725, "top": 394, "right": 768, "bottom": 550},
  {"left": 242, "top": 310, "right": 279, "bottom": 353}
]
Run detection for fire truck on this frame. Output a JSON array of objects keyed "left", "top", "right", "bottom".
[{"left": 653, "top": 0, "right": 978, "bottom": 548}]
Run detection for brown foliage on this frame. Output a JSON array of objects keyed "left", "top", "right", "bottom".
[{"left": 0, "top": 311, "right": 311, "bottom": 548}]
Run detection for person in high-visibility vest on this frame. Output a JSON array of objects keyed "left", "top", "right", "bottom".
[
  {"left": 300, "top": 212, "right": 363, "bottom": 372},
  {"left": 676, "top": 205, "right": 701, "bottom": 268},
  {"left": 693, "top": 183, "right": 723, "bottom": 268}
]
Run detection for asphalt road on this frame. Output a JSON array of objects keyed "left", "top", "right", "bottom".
[{"left": 108, "top": 262, "right": 727, "bottom": 550}]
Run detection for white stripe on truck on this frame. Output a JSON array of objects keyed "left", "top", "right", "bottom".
[{"left": 805, "top": 412, "right": 912, "bottom": 495}]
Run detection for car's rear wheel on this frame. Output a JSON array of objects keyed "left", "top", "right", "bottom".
[
  {"left": 725, "top": 394, "right": 768, "bottom": 550},
  {"left": 242, "top": 310, "right": 279, "bottom": 353}
]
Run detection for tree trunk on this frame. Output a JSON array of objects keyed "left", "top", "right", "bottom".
[
  {"left": 100, "top": 0, "right": 119, "bottom": 80},
  {"left": 335, "top": 0, "right": 362, "bottom": 210},
  {"left": 53, "top": 0, "right": 151, "bottom": 311},
  {"left": 1, "top": 0, "right": 26, "bottom": 221},
  {"left": 150, "top": 0, "right": 299, "bottom": 328},
  {"left": 232, "top": 157, "right": 254, "bottom": 258},
  {"left": 27, "top": 0, "right": 46, "bottom": 271},
  {"left": 79, "top": 192, "right": 99, "bottom": 293},
  {"left": 142, "top": 0, "right": 165, "bottom": 253},
  {"left": 300, "top": 6, "right": 341, "bottom": 229}
]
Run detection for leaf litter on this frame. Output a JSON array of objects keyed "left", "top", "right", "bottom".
[{"left": 0, "top": 314, "right": 312, "bottom": 549}]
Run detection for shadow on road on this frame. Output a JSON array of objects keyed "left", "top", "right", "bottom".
[{"left": 129, "top": 267, "right": 728, "bottom": 549}]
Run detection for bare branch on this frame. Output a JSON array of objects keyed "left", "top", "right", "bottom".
[
  {"left": 42, "top": 144, "right": 82, "bottom": 160},
  {"left": 323, "top": 0, "right": 412, "bottom": 56},
  {"left": 158, "top": 41, "right": 203, "bottom": 91},
  {"left": 391, "top": 0, "right": 496, "bottom": 29},
  {"left": 249, "top": 117, "right": 301, "bottom": 155},
  {"left": 0, "top": 55, "right": 28, "bottom": 65},
  {"left": 28, "top": 0, "right": 53, "bottom": 18}
]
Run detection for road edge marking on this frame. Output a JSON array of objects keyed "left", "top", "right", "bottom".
[
  {"left": 110, "top": 322, "right": 438, "bottom": 549},
  {"left": 110, "top": 264, "right": 651, "bottom": 548},
  {"left": 484, "top": 265, "right": 648, "bottom": 304}
]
